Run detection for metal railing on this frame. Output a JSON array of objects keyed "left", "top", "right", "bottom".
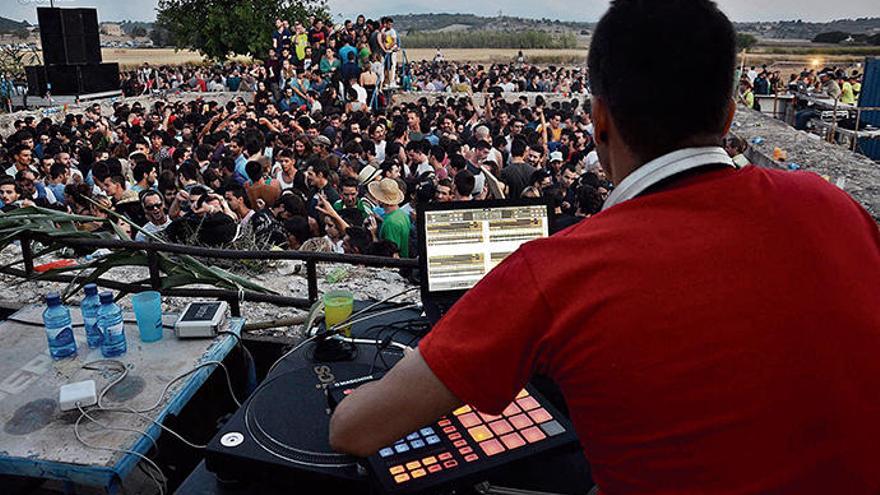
[{"left": 7, "top": 232, "right": 418, "bottom": 316}]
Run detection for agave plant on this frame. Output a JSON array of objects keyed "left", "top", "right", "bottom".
[{"left": 0, "top": 205, "right": 276, "bottom": 301}]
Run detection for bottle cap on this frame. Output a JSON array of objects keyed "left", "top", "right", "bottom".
[
  {"left": 84, "top": 283, "right": 98, "bottom": 296},
  {"left": 99, "top": 292, "right": 114, "bottom": 304},
  {"left": 46, "top": 292, "right": 61, "bottom": 307}
]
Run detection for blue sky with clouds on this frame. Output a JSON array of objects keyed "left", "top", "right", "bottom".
[{"left": 4, "top": 0, "right": 880, "bottom": 23}]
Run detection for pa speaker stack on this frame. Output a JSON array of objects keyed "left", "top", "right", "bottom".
[{"left": 26, "top": 7, "right": 120, "bottom": 97}]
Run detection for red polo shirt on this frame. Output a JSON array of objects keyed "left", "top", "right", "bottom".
[{"left": 420, "top": 166, "right": 880, "bottom": 494}]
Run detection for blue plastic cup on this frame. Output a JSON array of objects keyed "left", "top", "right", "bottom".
[{"left": 132, "top": 291, "right": 163, "bottom": 343}]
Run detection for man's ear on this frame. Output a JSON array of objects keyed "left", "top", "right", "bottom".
[
  {"left": 721, "top": 98, "right": 736, "bottom": 136},
  {"left": 591, "top": 96, "right": 610, "bottom": 145}
]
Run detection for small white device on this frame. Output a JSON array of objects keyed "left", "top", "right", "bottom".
[
  {"left": 174, "top": 301, "right": 228, "bottom": 339},
  {"left": 60, "top": 380, "right": 97, "bottom": 412}
]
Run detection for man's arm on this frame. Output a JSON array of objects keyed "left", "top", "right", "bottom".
[{"left": 329, "top": 349, "right": 462, "bottom": 457}]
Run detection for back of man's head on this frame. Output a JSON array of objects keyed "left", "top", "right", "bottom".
[{"left": 588, "top": 0, "right": 735, "bottom": 161}]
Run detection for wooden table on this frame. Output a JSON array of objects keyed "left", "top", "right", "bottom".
[{"left": 0, "top": 304, "right": 243, "bottom": 492}]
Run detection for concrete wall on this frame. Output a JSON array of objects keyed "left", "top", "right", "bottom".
[
  {"left": 1, "top": 92, "right": 249, "bottom": 137},
  {"left": 732, "top": 105, "right": 880, "bottom": 221}
]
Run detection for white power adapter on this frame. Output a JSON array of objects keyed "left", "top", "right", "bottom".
[{"left": 60, "top": 380, "right": 98, "bottom": 412}]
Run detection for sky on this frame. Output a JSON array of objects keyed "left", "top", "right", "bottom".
[{"left": 4, "top": 0, "right": 880, "bottom": 24}]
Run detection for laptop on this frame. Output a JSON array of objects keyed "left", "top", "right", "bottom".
[{"left": 417, "top": 199, "right": 552, "bottom": 324}]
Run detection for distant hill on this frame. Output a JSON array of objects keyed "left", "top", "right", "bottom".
[
  {"left": 391, "top": 13, "right": 592, "bottom": 35},
  {"left": 0, "top": 16, "right": 30, "bottom": 34},
  {"left": 734, "top": 17, "right": 880, "bottom": 40}
]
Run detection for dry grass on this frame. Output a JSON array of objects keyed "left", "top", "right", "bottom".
[
  {"left": 96, "top": 48, "right": 590, "bottom": 68},
  {"left": 95, "top": 47, "right": 864, "bottom": 74}
]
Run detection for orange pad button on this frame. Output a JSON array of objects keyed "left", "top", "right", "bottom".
[
  {"left": 389, "top": 465, "right": 405, "bottom": 475},
  {"left": 394, "top": 473, "right": 410, "bottom": 484}
]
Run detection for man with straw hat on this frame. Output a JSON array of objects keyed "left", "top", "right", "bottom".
[{"left": 368, "top": 178, "right": 409, "bottom": 257}]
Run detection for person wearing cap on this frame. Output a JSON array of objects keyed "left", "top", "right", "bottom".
[
  {"left": 547, "top": 150, "right": 565, "bottom": 176},
  {"left": 819, "top": 71, "right": 841, "bottom": 101},
  {"left": 368, "top": 178, "right": 409, "bottom": 258},
  {"left": 312, "top": 134, "right": 339, "bottom": 171}
]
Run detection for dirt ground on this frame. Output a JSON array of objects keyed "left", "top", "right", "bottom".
[{"left": 93, "top": 48, "right": 589, "bottom": 68}]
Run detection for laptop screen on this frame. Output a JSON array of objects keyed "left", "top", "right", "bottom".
[{"left": 420, "top": 201, "right": 551, "bottom": 295}]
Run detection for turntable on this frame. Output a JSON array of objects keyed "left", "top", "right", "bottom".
[{"left": 205, "top": 341, "right": 579, "bottom": 494}]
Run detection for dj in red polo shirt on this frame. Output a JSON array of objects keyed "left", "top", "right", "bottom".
[{"left": 329, "top": 1, "right": 880, "bottom": 493}]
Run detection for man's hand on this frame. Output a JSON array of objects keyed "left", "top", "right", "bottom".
[{"left": 329, "top": 349, "right": 461, "bottom": 457}]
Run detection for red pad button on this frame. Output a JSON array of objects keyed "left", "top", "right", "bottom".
[
  {"left": 448, "top": 432, "right": 462, "bottom": 440},
  {"left": 443, "top": 460, "right": 459, "bottom": 468},
  {"left": 479, "top": 438, "right": 506, "bottom": 456},
  {"left": 489, "top": 419, "right": 514, "bottom": 436},
  {"left": 464, "top": 453, "right": 479, "bottom": 462},
  {"left": 458, "top": 412, "right": 482, "bottom": 428},
  {"left": 500, "top": 432, "right": 526, "bottom": 450},
  {"left": 438, "top": 452, "right": 453, "bottom": 461},
  {"left": 428, "top": 464, "right": 442, "bottom": 473},
  {"left": 521, "top": 426, "right": 547, "bottom": 443},
  {"left": 479, "top": 411, "right": 502, "bottom": 422},
  {"left": 528, "top": 407, "right": 553, "bottom": 424},
  {"left": 517, "top": 396, "right": 540, "bottom": 411},
  {"left": 458, "top": 446, "right": 473, "bottom": 455},
  {"left": 438, "top": 419, "right": 452, "bottom": 427},
  {"left": 453, "top": 439, "right": 467, "bottom": 448},
  {"left": 442, "top": 426, "right": 457, "bottom": 434},
  {"left": 502, "top": 403, "right": 522, "bottom": 416},
  {"left": 509, "top": 413, "right": 534, "bottom": 429}
]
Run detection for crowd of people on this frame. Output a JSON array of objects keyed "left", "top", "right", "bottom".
[
  {"left": 0, "top": 51, "right": 609, "bottom": 259},
  {"left": 119, "top": 14, "right": 587, "bottom": 101},
  {"left": 737, "top": 64, "right": 863, "bottom": 110}
]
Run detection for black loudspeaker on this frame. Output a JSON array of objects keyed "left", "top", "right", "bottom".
[
  {"left": 37, "top": 7, "right": 103, "bottom": 66},
  {"left": 26, "top": 66, "right": 48, "bottom": 96},
  {"left": 85, "top": 34, "right": 102, "bottom": 64},
  {"left": 45, "top": 65, "right": 82, "bottom": 95},
  {"left": 64, "top": 35, "right": 87, "bottom": 64},
  {"left": 80, "top": 63, "right": 120, "bottom": 94},
  {"left": 62, "top": 9, "right": 84, "bottom": 35},
  {"left": 81, "top": 9, "right": 99, "bottom": 36}
]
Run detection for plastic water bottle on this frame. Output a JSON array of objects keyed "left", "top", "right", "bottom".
[
  {"left": 81, "top": 283, "right": 103, "bottom": 348},
  {"left": 97, "top": 292, "right": 127, "bottom": 358},
  {"left": 43, "top": 293, "right": 77, "bottom": 360}
]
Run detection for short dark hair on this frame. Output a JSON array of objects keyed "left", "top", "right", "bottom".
[
  {"left": 587, "top": 0, "right": 735, "bottom": 161},
  {"left": 133, "top": 161, "right": 155, "bottom": 182},
  {"left": 340, "top": 177, "right": 359, "bottom": 190},
  {"left": 344, "top": 226, "right": 372, "bottom": 254},
  {"left": 245, "top": 161, "right": 263, "bottom": 183},
  {"left": 511, "top": 138, "right": 528, "bottom": 158},
  {"left": 454, "top": 170, "right": 475, "bottom": 197}
]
